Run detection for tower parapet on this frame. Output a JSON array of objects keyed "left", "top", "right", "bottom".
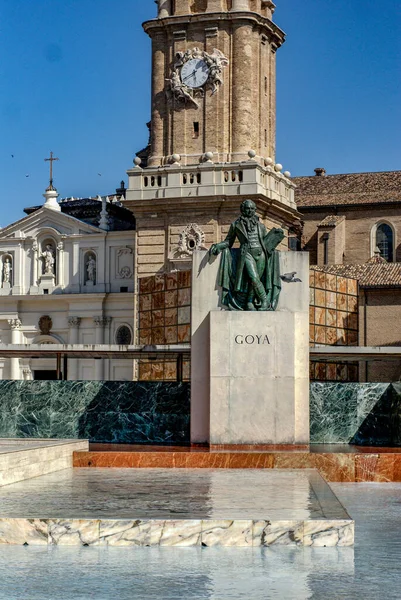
[{"left": 157, "top": 0, "right": 275, "bottom": 17}]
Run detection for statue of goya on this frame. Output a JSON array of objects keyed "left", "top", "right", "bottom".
[{"left": 210, "top": 199, "right": 284, "bottom": 311}]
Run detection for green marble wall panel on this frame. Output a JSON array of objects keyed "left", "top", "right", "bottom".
[
  {"left": 1, "top": 380, "right": 400, "bottom": 446},
  {"left": 310, "top": 382, "right": 401, "bottom": 445},
  {"left": 0, "top": 381, "right": 190, "bottom": 444}
]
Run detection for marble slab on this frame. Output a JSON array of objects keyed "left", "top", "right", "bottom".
[
  {"left": 310, "top": 383, "right": 394, "bottom": 444},
  {"left": 0, "top": 438, "right": 88, "bottom": 486},
  {"left": 0, "top": 468, "right": 353, "bottom": 547},
  {"left": 0, "top": 381, "right": 190, "bottom": 444}
]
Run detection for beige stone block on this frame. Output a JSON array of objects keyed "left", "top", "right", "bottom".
[
  {"left": 139, "top": 236, "right": 165, "bottom": 245},
  {"left": 137, "top": 246, "right": 165, "bottom": 255},
  {"left": 138, "top": 264, "right": 164, "bottom": 274},
  {"left": 137, "top": 254, "right": 165, "bottom": 264}
]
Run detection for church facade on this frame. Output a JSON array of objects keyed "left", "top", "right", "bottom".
[{"left": 0, "top": 187, "right": 135, "bottom": 381}]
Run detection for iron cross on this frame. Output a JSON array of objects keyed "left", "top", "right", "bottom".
[{"left": 44, "top": 151, "right": 59, "bottom": 188}]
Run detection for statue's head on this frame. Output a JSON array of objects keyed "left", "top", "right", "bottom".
[{"left": 240, "top": 199, "right": 256, "bottom": 218}]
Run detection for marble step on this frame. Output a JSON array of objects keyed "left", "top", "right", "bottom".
[
  {"left": 73, "top": 448, "right": 401, "bottom": 482},
  {"left": 0, "top": 439, "right": 89, "bottom": 486},
  {"left": 0, "top": 468, "right": 354, "bottom": 547}
]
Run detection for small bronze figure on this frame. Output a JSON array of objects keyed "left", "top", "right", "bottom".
[{"left": 210, "top": 199, "right": 284, "bottom": 311}]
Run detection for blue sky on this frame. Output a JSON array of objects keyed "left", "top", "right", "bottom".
[{"left": 0, "top": 0, "right": 400, "bottom": 225}]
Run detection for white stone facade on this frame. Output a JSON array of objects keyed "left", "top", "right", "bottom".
[{"left": 0, "top": 202, "right": 135, "bottom": 381}]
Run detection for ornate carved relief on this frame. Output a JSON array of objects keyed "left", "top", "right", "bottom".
[
  {"left": 116, "top": 247, "right": 134, "bottom": 280},
  {"left": 166, "top": 47, "right": 229, "bottom": 109},
  {"left": 171, "top": 223, "right": 208, "bottom": 259},
  {"left": 38, "top": 315, "right": 53, "bottom": 335},
  {"left": 8, "top": 318, "right": 22, "bottom": 330},
  {"left": 67, "top": 317, "right": 81, "bottom": 329},
  {"left": 93, "top": 316, "right": 112, "bottom": 328}
]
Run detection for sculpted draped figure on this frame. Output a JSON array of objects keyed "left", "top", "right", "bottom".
[
  {"left": 41, "top": 244, "right": 55, "bottom": 275},
  {"left": 2, "top": 258, "right": 11, "bottom": 284},
  {"left": 87, "top": 255, "right": 96, "bottom": 283},
  {"left": 210, "top": 200, "right": 285, "bottom": 311}
]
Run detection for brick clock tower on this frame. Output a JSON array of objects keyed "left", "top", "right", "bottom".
[{"left": 124, "top": 0, "right": 301, "bottom": 277}]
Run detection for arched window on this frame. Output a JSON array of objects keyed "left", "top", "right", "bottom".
[
  {"left": 116, "top": 325, "right": 132, "bottom": 345},
  {"left": 376, "top": 224, "right": 394, "bottom": 262}
]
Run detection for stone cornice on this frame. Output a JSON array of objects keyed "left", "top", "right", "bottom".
[
  {"left": 143, "top": 12, "right": 286, "bottom": 48},
  {"left": 124, "top": 195, "right": 301, "bottom": 225}
]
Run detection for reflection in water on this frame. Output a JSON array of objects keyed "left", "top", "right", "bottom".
[
  {"left": 0, "top": 546, "right": 354, "bottom": 600},
  {"left": 5, "top": 484, "right": 401, "bottom": 599}
]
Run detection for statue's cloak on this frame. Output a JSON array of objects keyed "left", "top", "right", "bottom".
[{"left": 217, "top": 227, "right": 283, "bottom": 311}]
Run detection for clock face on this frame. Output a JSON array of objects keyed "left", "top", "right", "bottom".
[{"left": 180, "top": 58, "right": 209, "bottom": 89}]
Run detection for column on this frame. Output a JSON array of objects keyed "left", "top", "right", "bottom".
[
  {"left": 231, "top": 21, "right": 256, "bottom": 161},
  {"left": 67, "top": 317, "right": 81, "bottom": 380},
  {"left": 231, "top": 0, "right": 249, "bottom": 9},
  {"left": 158, "top": 0, "right": 171, "bottom": 17},
  {"left": 32, "top": 242, "right": 38, "bottom": 287},
  {"left": 93, "top": 317, "right": 106, "bottom": 381},
  {"left": 57, "top": 241, "right": 64, "bottom": 288},
  {"left": 149, "top": 32, "right": 167, "bottom": 166},
  {"left": 8, "top": 318, "right": 22, "bottom": 380},
  {"left": 103, "top": 317, "right": 112, "bottom": 380}
]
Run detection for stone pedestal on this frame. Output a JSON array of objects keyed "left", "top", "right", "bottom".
[
  {"left": 39, "top": 274, "right": 55, "bottom": 292},
  {"left": 191, "top": 250, "right": 310, "bottom": 445},
  {"left": 209, "top": 311, "right": 309, "bottom": 444}
]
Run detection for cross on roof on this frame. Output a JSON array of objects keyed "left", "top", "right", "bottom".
[{"left": 44, "top": 151, "right": 59, "bottom": 190}]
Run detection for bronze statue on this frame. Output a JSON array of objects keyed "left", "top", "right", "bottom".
[{"left": 210, "top": 199, "right": 284, "bottom": 311}]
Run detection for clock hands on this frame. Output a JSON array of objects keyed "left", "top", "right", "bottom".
[{"left": 182, "top": 69, "right": 197, "bottom": 83}]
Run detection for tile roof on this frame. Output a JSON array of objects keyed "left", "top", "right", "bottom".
[
  {"left": 312, "top": 263, "right": 401, "bottom": 288},
  {"left": 293, "top": 171, "right": 401, "bottom": 208}
]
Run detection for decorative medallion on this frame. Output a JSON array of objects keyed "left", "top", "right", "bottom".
[
  {"left": 172, "top": 223, "right": 208, "bottom": 259},
  {"left": 39, "top": 315, "right": 53, "bottom": 335},
  {"left": 116, "top": 247, "right": 134, "bottom": 280},
  {"left": 166, "top": 48, "right": 229, "bottom": 109}
]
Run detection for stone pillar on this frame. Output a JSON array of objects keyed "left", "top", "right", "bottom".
[
  {"left": 8, "top": 318, "right": 22, "bottom": 380},
  {"left": 231, "top": 22, "right": 255, "bottom": 162},
  {"left": 57, "top": 241, "right": 64, "bottom": 288},
  {"left": 93, "top": 317, "right": 106, "bottom": 381},
  {"left": 231, "top": 0, "right": 249, "bottom": 10},
  {"left": 158, "top": 0, "right": 171, "bottom": 17},
  {"left": 103, "top": 317, "right": 112, "bottom": 380},
  {"left": 32, "top": 242, "right": 38, "bottom": 287},
  {"left": 67, "top": 317, "right": 81, "bottom": 380},
  {"left": 149, "top": 32, "right": 167, "bottom": 167}
]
